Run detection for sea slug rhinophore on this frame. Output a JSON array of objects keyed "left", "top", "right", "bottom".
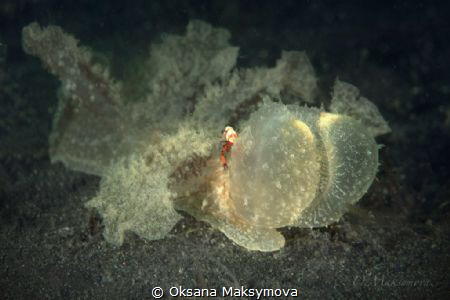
[{"left": 22, "top": 20, "right": 390, "bottom": 251}]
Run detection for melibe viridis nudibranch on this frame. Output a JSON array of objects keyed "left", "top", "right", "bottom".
[
  {"left": 170, "top": 96, "right": 387, "bottom": 252},
  {"left": 22, "top": 20, "right": 390, "bottom": 251}
]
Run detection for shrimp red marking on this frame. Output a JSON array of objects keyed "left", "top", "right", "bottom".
[{"left": 220, "top": 126, "right": 238, "bottom": 170}]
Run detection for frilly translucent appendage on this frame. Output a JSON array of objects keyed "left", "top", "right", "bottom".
[
  {"left": 330, "top": 79, "right": 391, "bottom": 137},
  {"left": 22, "top": 23, "right": 132, "bottom": 176}
]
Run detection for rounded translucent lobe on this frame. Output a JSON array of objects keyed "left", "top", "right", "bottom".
[
  {"left": 294, "top": 112, "right": 378, "bottom": 227},
  {"left": 229, "top": 105, "right": 321, "bottom": 228}
]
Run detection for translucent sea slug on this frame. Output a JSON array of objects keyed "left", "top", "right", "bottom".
[
  {"left": 168, "top": 99, "right": 380, "bottom": 251},
  {"left": 22, "top": 20, "right": 390, "bottom": 251}
]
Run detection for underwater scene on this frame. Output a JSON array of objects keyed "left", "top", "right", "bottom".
[{"left": 1, "top": 0, "right": 449, "bottom": 299}]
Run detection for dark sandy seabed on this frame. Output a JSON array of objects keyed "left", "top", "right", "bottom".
[{"left": 1, "top": 0, "right": 449, "bottom": 299}]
